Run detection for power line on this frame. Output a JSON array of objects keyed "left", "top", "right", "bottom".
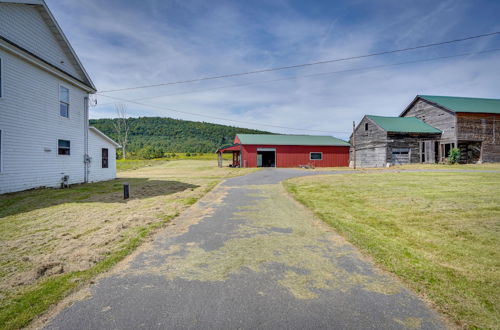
[
  {"left": 94, "top": 47, "right": 500, "bottom": 133},
  {"left": 95, "top": 93, "right": 351, "bottom": 134},
  {"left": 99, "top": 31, "right": 500, "bottom": 93},
  {"left": 95, "top": 48, "right": 500, "bottom": 106}
]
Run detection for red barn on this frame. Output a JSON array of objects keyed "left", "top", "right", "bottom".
[{"left": 217, "top": 134, "right": 350, "bottom": 168}]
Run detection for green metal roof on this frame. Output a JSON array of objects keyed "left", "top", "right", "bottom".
[
  {"left": 236, "top": 134, "right": 350, "bottom": 146},
  {"left": 419, "top": 95, "right": 500, "bottom": 114},
  {"left": 366, "top": 115, "right": 441, "bottom": 133}
]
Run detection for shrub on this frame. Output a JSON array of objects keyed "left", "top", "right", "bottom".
[{"left": 448, "top": 148, "right": 460, "bottom": 164}]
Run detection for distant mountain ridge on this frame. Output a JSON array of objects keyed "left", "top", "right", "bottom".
[{"left": 89, "top": 117, "right": 270, "bottom": 156}]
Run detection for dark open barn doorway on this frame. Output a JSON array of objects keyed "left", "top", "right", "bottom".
[{"left": 257, "top": 150, "right": 276, "bottom": 167}]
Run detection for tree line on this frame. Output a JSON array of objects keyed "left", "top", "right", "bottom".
[{"left": 89, "top": 116, "right": 270, "bottom": 159}]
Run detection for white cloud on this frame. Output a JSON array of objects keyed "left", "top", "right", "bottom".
[{"left": 46, "top": 0, "right": 500, "bottom": 140}]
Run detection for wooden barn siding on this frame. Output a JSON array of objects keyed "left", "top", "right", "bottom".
[
  {"left": 386, "top": 133, "right": 441, "bottom": 163},
  {"left": 350, "top": 116, "right": 388, "bottom": 168},
  {"left": 403, "top": 99, "right": 456, "bottom": 143},
  {"left": 241, "top": 145, "right": 349, "bottom": 168},
  {"left": 456, "top": 113, "right": 500, "bottom": 162}
]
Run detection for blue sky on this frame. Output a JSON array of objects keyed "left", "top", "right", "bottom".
[{"left": 48, "top": 0, "right": 500, "bottom": 139}]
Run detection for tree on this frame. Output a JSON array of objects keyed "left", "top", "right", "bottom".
[{"left": 112, "top": 104, "right": 129, "bottom": 159}]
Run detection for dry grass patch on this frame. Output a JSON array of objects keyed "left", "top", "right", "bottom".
[
  {"left": 0, "top": 159, "right": 256, "bottom": 329},
  {"left": 285, "top": 171, "right": 500, "bottom": 329}
]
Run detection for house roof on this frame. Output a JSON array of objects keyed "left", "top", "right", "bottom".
[
  {"left": 0, "top": 0, "right": 96, "bottom": 91},
  {"left": 416, "top": 95, "right": 500, "bottom": 114},
  {"left": 366, "top": 115, "right": 441, "bottom": 134},
  {"left": 89, "top": 127, "right": 121, "bottom": 148},
  {"left": 236, "top": 134, "right": 350, "bottom": 146}
]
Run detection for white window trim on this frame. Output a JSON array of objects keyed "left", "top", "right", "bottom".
[
  {"left": 310, "top": 152, "right": 323, "bottom": 160},
  {"left": 58, "top": 84, "right": 70, "bottom": 118},
  {"left": 0, "top": 56, "right": 3, "bottom": 99},
  {"left": 57, "top": 139, "right": 71, "bottom": 156},
  {"left": 0, "top": 129, "right": 4, "bottom": 173}
]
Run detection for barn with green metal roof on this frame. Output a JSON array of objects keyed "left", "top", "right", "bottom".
[
  {"left": 217, "top": 134, "right": 350, "bottom": 168},
  {"left": 351, "top": 95, "right": 500, "bottom": 168}
]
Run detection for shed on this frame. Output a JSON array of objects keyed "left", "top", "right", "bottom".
[
  {"left": 217, "top": 134, "right": 350, "bottom": 168},
  {"left": 351, "top": 115, "right": 442, "bottom": 167}
]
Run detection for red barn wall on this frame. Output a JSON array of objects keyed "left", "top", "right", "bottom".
[{"left": 240, "top": 145, "right": 349, "bottom": 167}]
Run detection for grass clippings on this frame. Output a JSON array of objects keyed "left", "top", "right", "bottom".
[{"left": 0, "top": 160, "right": 256, "bottom": 329}]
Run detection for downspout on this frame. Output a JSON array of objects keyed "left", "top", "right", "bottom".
[{"left": 83, "top": 96, "right": 89, "bottom": 182}]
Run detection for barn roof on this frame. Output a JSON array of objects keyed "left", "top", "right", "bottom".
[
  {"left": 366, "top": 115, "right": 441, "bottom": 134},
  {"left": 417, "top": 95, "right": 500, "bottom": 114},
  {"left": 236, "top": 134, "right": 350, "bottom": 146}
]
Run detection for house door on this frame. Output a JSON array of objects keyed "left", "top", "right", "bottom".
[{"left": 391, "top": 148, "right": 410, "bottom": 165}]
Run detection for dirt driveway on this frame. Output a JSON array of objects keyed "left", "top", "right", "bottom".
[{"left": 44, "top": 169, "right": 445, "bottom": 329}]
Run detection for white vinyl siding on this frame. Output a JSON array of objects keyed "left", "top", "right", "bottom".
[
  {"left": 0, "top": 49, "right": 86, "bottom": 193},
  {"left": 88, "top": 130, "right": 116, "bottom": 182},
  {"left": 0, "top": 3, "right": 86, "bottom": 81}
]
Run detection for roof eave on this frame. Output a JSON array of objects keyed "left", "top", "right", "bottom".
[
  {"left": 89, "top": 126, "right": 121, "bottom": 147},
  {"left": 400, "top": 95, "right": 456, "bottom": 117},
  {"left": 0, "top": 0, "right": 96, "bottom": 91},
  {"left": 36, "top": 0, "right": 96, "bottom": 90}
]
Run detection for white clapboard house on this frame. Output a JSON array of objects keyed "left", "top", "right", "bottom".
[{"left": 0, "top": 0, "right": 119, "bottom": 194}]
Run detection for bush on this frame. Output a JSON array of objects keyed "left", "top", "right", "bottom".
[
  {"left": 448, "top": 148, "right": 460, "bottom": 164},
  {"left": 138, "top": 146, "right": 163, "bottom": 159},
  {"left": 185, "top": 153, "right": 191, "bottom": 157}
]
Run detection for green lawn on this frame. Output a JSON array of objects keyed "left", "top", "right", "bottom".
[
  {"left": 116, "top": 153, "right": 231, "bottom": 171},
  {"left": 0, "top": 159, "right": 255, "bottom": 329},
  {"left": 285, "top": 171, "right": 500, "bottom": 329}
]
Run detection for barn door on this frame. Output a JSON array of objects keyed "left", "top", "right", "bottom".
[
  {"left": 424, "top": 141, "right": 434, "bottom": 163},
  {"left": 391, "top": 148, "right": 410, "bottom": 165}
]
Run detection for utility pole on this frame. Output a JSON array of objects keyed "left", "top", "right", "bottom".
[{"left": 352, "top": 121, "right": 356, "bottom": 169}]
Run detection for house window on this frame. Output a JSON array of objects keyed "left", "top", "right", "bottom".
[
  {"left": 0, "top": 129, "right": 3, "bottom": 172},
  {"left": 102, "top": 148, "right": 109, "bottom": 168},
  {"left": 365, "top": 123, "right": 369, "bottom": 131},
  {"left": 310, "top": 152, "right": 323, "bottom": 160},
  {"left": 59, "top": 86, "right": 69, "bottom": 117},
  {"left": 58, "top": 139, "right": 70, "bottom": 155},
  {"left": 0, "top": 57, "right": 3, "bottom": 98}
]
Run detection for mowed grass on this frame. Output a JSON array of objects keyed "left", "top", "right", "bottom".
[
  {"left": 285, "top": 171, "right": 500, "bottom": 329},
  {"left": 0, "top": 159, "right": 256, "bottom": 329},
  {"left": 117, "top": 153, "right": 231, "bottom": 171}
]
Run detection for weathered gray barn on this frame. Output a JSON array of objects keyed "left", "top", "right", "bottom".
[
  {"left": 401, "top": 95, "right": 500, "bottom": 164},
  {"left": 351, "top": 95, "right": 500, "bottom": 167},
  {"left": 351, "top": 115, "right": 442, "bottom": 167}
]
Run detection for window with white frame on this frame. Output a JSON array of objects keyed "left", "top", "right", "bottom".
[
  {"left": 0, "top": 129, "right": 3, "bottom": 172},
  {"left": 310, "top": 152, "right": 323, "bottom": 160},
  {"left": 59, "top": 86, "right": 69, "bottom": 117},
  {"left": 58, "top": 139, "right": 70, "bottom": 155},
  {"left": 0, "top": 57, "right": 3, "bottom": 98}
]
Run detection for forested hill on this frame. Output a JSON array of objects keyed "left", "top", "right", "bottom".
[{"left": 89, "top": 117, "right": 270, "bottom": 156}]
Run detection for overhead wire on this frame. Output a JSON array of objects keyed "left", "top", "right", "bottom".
[
  {"left": 95, "top": 47, "right": 500, "bottom": 106},
  {"left": 98, "top": 31, "right": 500, "bottom": 93}
]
